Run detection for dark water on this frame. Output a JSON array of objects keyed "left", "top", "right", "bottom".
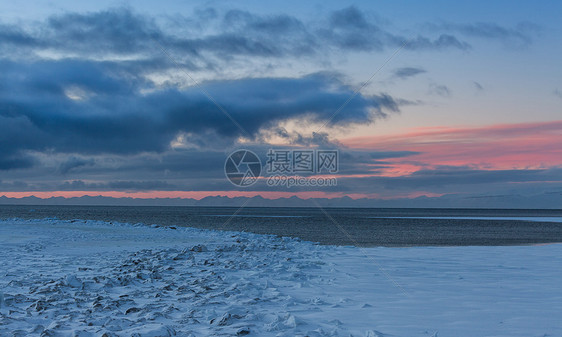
[{"left": 1, "top": 205, "right": 562, "bottom": 247}]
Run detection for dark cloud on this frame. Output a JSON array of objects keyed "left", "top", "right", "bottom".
[
  {"left": 428, "top": 83, "right": 451, "bottom": 97},
  {"left": 0, "top": 59, "right": 399, "bottom": 169},
  {"left": 554, "top": 89, "right": 562, "bottom": 99},
  {"left": 0, "top": 23, "right": 38, "bottom": 47},
  {"left": 58, "top": 156, "right": 95, "bottom": 174},
  {"left": 319, "top": 167, "right": 562, "bottom": 196},
  {"left": 319, "top": 6, "right": 469, "bottom": 52},
  {"left": 473, "top": 81, "right": 484, "bottom": 91},
  {"left": 107, "top": 180, "right": 176, "bottom": 191},
  {"left": 55, "top": 180, "right": 177, "bottom": 191},
  {"left": 1, "top": 147, "right": 561, "bottom": 197},
  {"left": 427, "top": 22, "right": 540, "bottom": 48},
  {"left": 402, "top": 34, "right": 470, "bottom": 51},
  {"left": 0, "top": 153, "right": 36, "bottom": 170},
  {"left": 0, "top": 6, "right": 472, "bottom": 67},
  {"left": 392, "top": 67, "right": 426, "bottom": 80},
  {"left": 0, "top": 146, "right": 420, "bottom": 192},
  {"left": 46, "top": 8, "right": 162, "bottom": 54},
  {"left": 403, "top": 167, "right": 561, "bottom": 187}
]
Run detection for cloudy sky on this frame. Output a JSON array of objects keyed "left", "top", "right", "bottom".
[{"left": 1, "top": 0, "right": 561, "bottom": 203}]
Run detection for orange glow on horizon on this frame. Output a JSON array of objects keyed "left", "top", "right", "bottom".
[
  {"left": 0, "top": 190, "right": 444, "bottom": 201},
  {"left": 0, "top": 190, "right": 366, "bottom": 200}
]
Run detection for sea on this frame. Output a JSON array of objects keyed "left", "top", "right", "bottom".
[{"left": 1, "top": 205, "right": 562, "bottom": 247}]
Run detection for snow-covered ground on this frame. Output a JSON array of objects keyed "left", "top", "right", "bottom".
[{"left": 0, "top": 218, "right": 561, "bottom": 337}]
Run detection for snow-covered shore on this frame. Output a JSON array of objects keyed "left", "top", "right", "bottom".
[{"left": 1, "top": 218, "right": 561, "bottom": 337}]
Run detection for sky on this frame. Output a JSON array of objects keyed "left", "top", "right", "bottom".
[{"left": 0, "top": 0, "right": 561, "bottom": 204}]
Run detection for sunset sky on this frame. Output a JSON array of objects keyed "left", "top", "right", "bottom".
[{"left": 0, "top": 1, "right": 561, "bottom": 204}]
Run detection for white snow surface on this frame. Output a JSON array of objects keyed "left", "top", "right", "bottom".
[{"left": 0, "top": 218, "right": 561, "bottom": 337}]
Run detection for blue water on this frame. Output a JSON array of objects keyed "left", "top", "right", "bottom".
[{"left": 1, "top": 205, "right": 562, "bottom": 246}]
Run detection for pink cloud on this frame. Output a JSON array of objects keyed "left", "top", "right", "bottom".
[{"left": 342, "top": 120, "right": 562, "bottom": 176}]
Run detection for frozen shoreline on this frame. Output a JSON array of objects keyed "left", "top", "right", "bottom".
[{"left": 1, "top": 218, "right": 561, "bottom": 336}]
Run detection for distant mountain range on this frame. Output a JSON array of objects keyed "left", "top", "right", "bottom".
[{"left": 1, "top": 193, "right": 561, "bottom": 208}]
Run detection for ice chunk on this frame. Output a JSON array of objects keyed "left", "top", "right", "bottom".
[{"left": 66, "top": 275, "right": 83, "bottom": 288}]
